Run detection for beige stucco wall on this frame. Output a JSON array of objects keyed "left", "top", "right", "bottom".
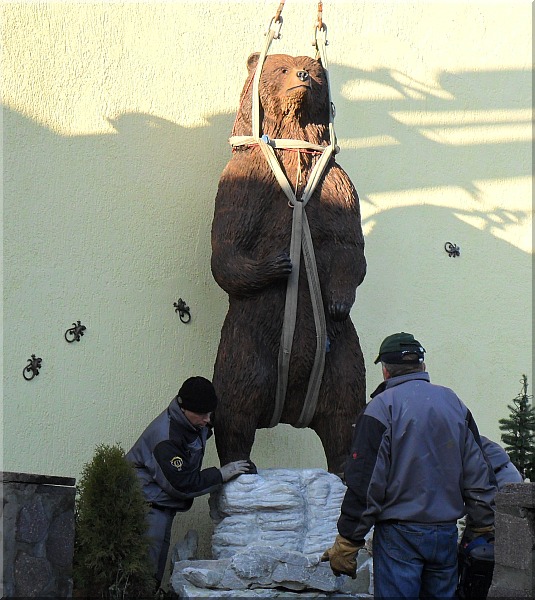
[{"left": 2, "top": 1, "right": 532, "bottom": 560}]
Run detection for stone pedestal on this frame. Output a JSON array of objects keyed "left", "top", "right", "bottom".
[
  {"left": 171, "top": 469, "right": 372, "bottom": 599},
  {"left": 1, "top": 471, "right": 76, "bottom": 597},
  {"left": 488, "top": 482, "right": 534, "bottom": 598}
]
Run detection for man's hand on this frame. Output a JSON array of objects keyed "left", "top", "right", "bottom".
[
  {"left": 321, "top": 534, "right": 364, "bottom": 579},
  {"left": 219, "top": 460, "right": 251, "bottom": 482},
  {"left": 462, "top": 525, "right": 495, "bottom": 545}
]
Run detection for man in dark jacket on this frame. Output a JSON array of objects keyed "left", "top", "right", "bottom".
[
  {"left": 126, "top": 376, "right": 250, "bottom": 586},
  {"left": 480, "top": 435, "right": 523, "bottom": 488},
  {"left": 322, "top": 332, "right": 497, "bottom": 599}
]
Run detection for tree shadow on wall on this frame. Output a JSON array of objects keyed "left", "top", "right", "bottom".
[
  {"left": 3, "top": 107, "right": 234, "bottom": 305},
  {"left": 3, "top": 65, "right": 531, "bottom": 365},
  {"left": 358, "top": 203, "right": 531, "bottom": 340},
  {"left": 330, "top": 66, "right": 532, "bottom": 199}
]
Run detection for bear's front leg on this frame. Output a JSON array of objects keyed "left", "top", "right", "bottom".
[
  {"left": 327, "top": 245, "right": 366, "bottom": 321},
  {"left": 211, "top": 246, "right": 292, "bottom": 297}
]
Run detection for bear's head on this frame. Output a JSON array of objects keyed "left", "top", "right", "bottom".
[{"left": 232, "top": 53, "right": 330, "bottom": 142}]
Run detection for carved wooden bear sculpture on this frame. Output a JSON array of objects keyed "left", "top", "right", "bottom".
[{"left": 211, "top": 52, "right": 366, "bottom": 475}]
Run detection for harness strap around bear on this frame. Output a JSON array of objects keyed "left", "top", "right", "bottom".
[{"left": 229, "top": 4, "right": 337, "bottom": 429}]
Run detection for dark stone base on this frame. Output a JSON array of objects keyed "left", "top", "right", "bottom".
[{"left": 2, "top": 471, "right": 76, "bottom": 597}]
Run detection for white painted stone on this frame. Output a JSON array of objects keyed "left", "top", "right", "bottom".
[
  {"left": 171, "top": 551, "right": 373, "bottom": 597},
  {"left": 171, "top": 468, "right": 373, "bottom": 598},
  {"left": 209, "top": 468, "right": 347, "bottom": 559}
]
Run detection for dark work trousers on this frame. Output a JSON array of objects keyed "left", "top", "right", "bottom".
[{"left": 147, "top": 505, "right": 177, "bottom": 585}]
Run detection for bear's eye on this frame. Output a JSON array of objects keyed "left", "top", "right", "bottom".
[{"left": 280, "top": 68, "right": 288, "bottom": 74}]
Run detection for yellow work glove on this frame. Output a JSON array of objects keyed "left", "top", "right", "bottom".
[
  {"left": 468, "top": 525, "right": 495, "bottom": 536},
  {"left": 321, "top": 534, "right": 364, "bottom": 579}
]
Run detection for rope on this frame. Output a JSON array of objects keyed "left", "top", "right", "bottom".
[{"left": 230, "top": 2, "right": 336, "bottom": 429}]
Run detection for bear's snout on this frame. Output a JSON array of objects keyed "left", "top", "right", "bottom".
[{"left": 285, "top": 69, "right": 311, "bottom": 96}]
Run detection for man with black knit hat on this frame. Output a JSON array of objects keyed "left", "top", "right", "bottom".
[
  {"left": 126, "top": 376, "right": 251, "bottom": 587},
  {"left": 322, "top": 333, "right": 497, "bottom": 599}
]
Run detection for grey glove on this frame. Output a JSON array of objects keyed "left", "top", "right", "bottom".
[{"left": 219, "top": 460, "right": 251, "bottom": 482}]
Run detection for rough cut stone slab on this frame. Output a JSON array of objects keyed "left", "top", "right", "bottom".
[
  {"left": 172, "top": 546, "right": 344, "bottom": 593},
  {"left": 172, "top": 549, "right": 373, "bottom": 598},
  {"left": 174, "top": 583, "right": 370, "bottom": 599}
]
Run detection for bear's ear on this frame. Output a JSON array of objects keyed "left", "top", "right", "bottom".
[{"left": 247, "top": 52, "right": 260, "bottom": 72}]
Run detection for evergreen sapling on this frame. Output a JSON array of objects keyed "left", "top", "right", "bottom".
[
  {"left": 498, "top": 374, "right": 535, "bottom": 480},
  {"left": 73, "top": 443, "right": 155, "bottom": 598}
]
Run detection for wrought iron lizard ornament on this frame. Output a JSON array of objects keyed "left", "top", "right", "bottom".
[
  {"left": 445, "top": 242, "right": 461, "bottom": 257},
  {"left": 64, "top": 321, "right": 87, "bottom": 343},
  {"left": 23, "top": 355, "right": 42, "bottom": 381},
  {"left": 173, "top": 299, "right": 191, "bottom": 323}
]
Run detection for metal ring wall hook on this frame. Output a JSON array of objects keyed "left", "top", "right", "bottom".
[
  {"left": 65, "top": 321, "right": 87, "bottom": 343},
  {"left": 268, "top": 16, "right": 283, "bottom": 39},
  {"left": 23, "top": 355, "right": 42, "bottom": 381},
  {"left": 174, "top": 299, "right": 191, "bottom": 323},
  {"left": 444, "top": 242, "right": 461, "bottom": 257}
]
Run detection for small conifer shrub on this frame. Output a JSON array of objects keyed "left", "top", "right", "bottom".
[
  {"left": 73, "top": 443, "right": 155, "bottom": 598},
  {"left": 498, "top": 374, "right": 535, "bottom": 480}
]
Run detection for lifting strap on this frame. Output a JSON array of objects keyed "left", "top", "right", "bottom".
[{"left": 229, "top": 2, "right": 337, "bottom": 428}]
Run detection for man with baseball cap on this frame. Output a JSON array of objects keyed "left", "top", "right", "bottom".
[
  {"left": 126, "top": 376, "right": 251, "bottom": 588},
  {"left": 322, "top": 333, "right": 496, "bottom": 598}
]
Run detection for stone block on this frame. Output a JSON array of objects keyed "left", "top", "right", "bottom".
[
  {"left": 1, "top": 471, "right": 76, "bottom": 598},
  {"left": 46, "top": 510, "right": 75, "bottom": 567},
  {"left": 495, "top": 482, "right": 535, "bottom": 509},
  {"left": 14, "top": 552, "right": 52, "bottom": 597},
  {"left": 173, "top": 469, "right": 373, "bottom": 599},
  {"left": 488, "top": 482, "right": 534, "bottom": 599},
  {"left": 210, "top": 469, "right": 346, "bottom": 559},
  {"left": 494, "top": 511, "right": 533, "bottom": 569}
]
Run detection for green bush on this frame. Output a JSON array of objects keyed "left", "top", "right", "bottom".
[{"left": 73, "top": 443, "right": 155, "bottom": 598}]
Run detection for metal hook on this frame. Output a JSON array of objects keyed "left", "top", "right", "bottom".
[
  {"left": 444, "top": 242, "right": 461, "bottom": 257},
  {"left": 312, "top": 20, "right": 328, "bottom": 48},
  {"left": 23, "top": 355, "right": 42, "bottom": 381},
  {"left": 65, "top": 321, "right": 87, "bottom": 343},
  {"left": 174, "top": 299, "right": 191, "bottom": 324},
  {"left": 268, "top": 16, "right": 283, "bottom": 39}
]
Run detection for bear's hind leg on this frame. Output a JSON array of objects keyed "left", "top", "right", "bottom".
[
  {"left": 213, "top": 394, "right": 261, "bottom": 470},
  {"left": 311, "top": 415, "right": 354, "bottom": 477}
]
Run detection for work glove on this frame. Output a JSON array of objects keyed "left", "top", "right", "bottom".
[
  {"left": 462, "top": 525, "right": 495, "bottom": 545},
  {"left": 321, "top": 534, "right": 364, "bottom": 579},
  {"left": 219, "top": 460, "right": 251, "bottom": 482},
  {"left": 460, "top": 525, "right": 495, "bottom": 558}
]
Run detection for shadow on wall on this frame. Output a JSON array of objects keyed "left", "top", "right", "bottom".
[
  {"left": 331, "top": 66, "right": 531, "bottom": 197},
  {"left": 3, "top": 65, "right": 531, "bottom": 404},
  {"left": 3, "top": 108, "right": 235, "bottom": 291}
]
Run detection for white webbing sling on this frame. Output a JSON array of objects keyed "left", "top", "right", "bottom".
[{"left": 229, "top": 3, "right": 338, "bottom": 428}]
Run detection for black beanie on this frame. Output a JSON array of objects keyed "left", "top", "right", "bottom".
[{"left": 177, "top": 376, "right": 218, "bottom": 413}]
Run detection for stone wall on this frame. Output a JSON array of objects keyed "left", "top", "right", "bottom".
[
  {"left": 1, "top": 471, "right": 76, "bottom": 597},
  {"left": 488, "top": 482, "right": 534, "bottom": 598}
]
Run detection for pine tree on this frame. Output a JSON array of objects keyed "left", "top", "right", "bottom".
[
  {"left": 498, "top": 374, "right": 535, "bottom": 480},
  {"left": 73, "top": 443, "right": 156, "bottom": 598}
]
